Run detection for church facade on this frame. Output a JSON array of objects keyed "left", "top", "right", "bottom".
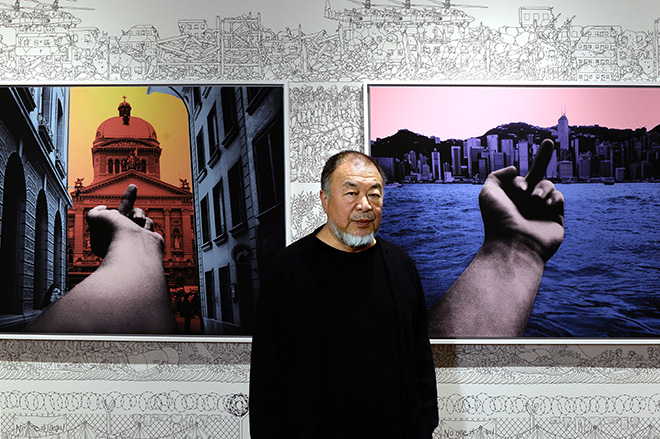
[{"left": 67, "top": 98, "right": 197, "bottom": 294}]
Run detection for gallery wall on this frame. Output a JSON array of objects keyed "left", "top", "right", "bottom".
[{"left": 2, "top": 1, "right": 660, "bottom": 438}]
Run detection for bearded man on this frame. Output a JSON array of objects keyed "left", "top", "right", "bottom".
[
  {"left": 250, "top": 151, "right": 438, "bottom": 439},
  {"left": 250, "top": 143, "right": 564, "bottom": 438}
]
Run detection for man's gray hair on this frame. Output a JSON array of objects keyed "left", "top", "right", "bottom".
[{"left": 320, "top": 150, "right": 385, "bottom": 195}]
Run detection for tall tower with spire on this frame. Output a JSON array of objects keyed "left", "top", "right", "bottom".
[{"left": 558, "top": 110, "right": 570, "bottom": 161}]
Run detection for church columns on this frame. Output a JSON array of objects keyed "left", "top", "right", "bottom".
[
  {"left": 164, "top": 208, "right": 172, "bottom": 260},
  {"left": 74, "top": 207, "right": 85, "bottom": 259},
  {"left": 182, "top": 208, "right": 193, "bottom": 258}
]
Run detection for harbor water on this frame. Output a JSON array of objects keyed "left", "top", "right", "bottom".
[{"left": 378, "top": 182, "right": 660, "bottom": 338}]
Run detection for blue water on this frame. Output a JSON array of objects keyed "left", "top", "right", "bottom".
[{"left": 378, "top": 183, "right": 660, "bottom": 338}]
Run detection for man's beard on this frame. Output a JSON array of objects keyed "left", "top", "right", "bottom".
[{"left": 328, "top": 220, "right": 378, "bottom": 251}]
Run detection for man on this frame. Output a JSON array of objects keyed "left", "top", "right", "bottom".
[
  {"left": 250, "top": 151, "right": 439, "bottom": 438},
  {"left": 250, "top": 141, "right": 564, "bottom": 437}
]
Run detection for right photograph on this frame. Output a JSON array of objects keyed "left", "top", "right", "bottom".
[{"left": 368, "top": 84, "right": 660, "bottom": 338}]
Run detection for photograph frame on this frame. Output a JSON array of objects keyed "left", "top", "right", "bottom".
[
  {"left": 365, "top": 81, "right": 660, "bottom": 343},
  {"left": 0, "top": 81, "right": 289, "bottom": 342}
]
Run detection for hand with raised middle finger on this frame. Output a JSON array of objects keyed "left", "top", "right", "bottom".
[
  {"left": 25, "top": 183, "right": 176, "bottom": 334},
  {"left": 87, "top": 184, "right": 163, "bottom": 258},
  {"left": 478, "top": 139, "right": 565, "bottom": 262}
]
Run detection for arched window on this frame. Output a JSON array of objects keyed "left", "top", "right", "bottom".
[
  {"left": 0, "top": 153, "right": 27, "bottom": 315},
  {"left": 141, "top": 159, "right": 147, "bottom": 172},
  {"left": 108, "top": 158, "right": 114, "bottom": 173},
  {"left": 115, "top": 159, "right": 120, "bottom": 173},
  {"left": 34, "top": 191, "right": 48, "bottom": 309},
  {"left": 54, "top": 212, "right": 63, "bottom": 292}
]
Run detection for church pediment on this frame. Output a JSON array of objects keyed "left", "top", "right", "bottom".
[{"left": 77, "top": 171, "right": 191, "bottom": 199}]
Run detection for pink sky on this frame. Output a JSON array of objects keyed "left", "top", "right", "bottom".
[{"left": 369, "top": 85, "right": 660, "bottom": 141}]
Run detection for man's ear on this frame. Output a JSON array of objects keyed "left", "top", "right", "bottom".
[{"left": 320, "top": 190, "right": 328, "bottom": 214}]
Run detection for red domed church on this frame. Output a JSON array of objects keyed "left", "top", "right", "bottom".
[{"left": 67, "top": 98, "right": 197, "bottom": 293}]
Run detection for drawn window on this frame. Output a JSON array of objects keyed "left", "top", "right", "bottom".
[
  {"left": 246, "top": 87, "right": 268, "bottom": 114},
  {"left": 247, "top": 87, "right": 264, "bottom": 103}
]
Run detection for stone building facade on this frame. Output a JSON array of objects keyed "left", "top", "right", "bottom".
[
  {"left": 0, "top": 87, "right": 71, "bottom": 331},
  {"left": 172, "top": 86, "right": 285, "bottom": 335}
]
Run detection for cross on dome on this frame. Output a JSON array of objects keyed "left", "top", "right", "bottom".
[{"left": 118, "top": 96, "right": 132, "bottom": 123}]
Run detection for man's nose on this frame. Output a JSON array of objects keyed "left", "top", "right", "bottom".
[{"left": 356, "top": 195, "right": 372, "bottom": 211}]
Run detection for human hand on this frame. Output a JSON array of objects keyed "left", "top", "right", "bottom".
[
  {"left": 478, "top": 139, "right": 564, "bottom": 262},
  {"left": 87, "top": 184, "right": 163, "bottom": 258},
  {"left": 26, "top": 184, "right": 175, "bottom": 334}
]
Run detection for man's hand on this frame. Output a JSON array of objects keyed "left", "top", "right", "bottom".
[
  {"left": 87, "top": 184, "right": 163, "bottom": 258},
  {"left": 479, "top": 139, "right": 564, "bottom": 262},
  {"left": 25, "top": 184, "right": 175, "bottom": 334},
  {"left": 428, "top": 139, "right": 565, "bottom": 337}
]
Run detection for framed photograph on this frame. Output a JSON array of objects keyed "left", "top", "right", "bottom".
[
  {"left": 367, "top": 83, "right": 660, "bottom": 338},
  {"left": 0, "top": 83, "right": 285, "bottom": 338}
]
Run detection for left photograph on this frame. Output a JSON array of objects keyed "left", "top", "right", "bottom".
[{"left": 0, "top": 85, "right": 285, "bottom": 336}]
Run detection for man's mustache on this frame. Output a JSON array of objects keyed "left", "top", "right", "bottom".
[{"left": 351, "top": 213, "right": 376, "bottom": 221}]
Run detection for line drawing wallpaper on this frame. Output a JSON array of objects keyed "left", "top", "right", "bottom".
[{"left": 1, "top": 0, "right": 660, "bottom": 437}]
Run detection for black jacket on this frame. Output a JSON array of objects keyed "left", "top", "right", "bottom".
[{"left": 250, "top": 230, "right": 439, "bottom": 438}]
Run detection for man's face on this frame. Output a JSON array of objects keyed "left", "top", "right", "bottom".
[{"left": 320, "top": 158, "right": 383, "bottom": 251}]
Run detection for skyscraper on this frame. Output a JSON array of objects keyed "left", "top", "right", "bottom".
[
  {"left": 501, "top": 138, "right": 514, "bottom": 167},
  {"left": 431, "top": 148, "right": 441, "bottom": 181},
  {"left": 464, "top": 137, "right": 482, "bottom": 177},
  {"left": 558, "top": 113, "right": 569, "bottom": 160},
  {"left": 518, "top": 140, "right": 530, "bottom": 175},
  {"left": 451, "top": 145, "right": 462, "bottom": 176},
  {"left": 487, "top": 134, "right": 499, "bottom": 152}
]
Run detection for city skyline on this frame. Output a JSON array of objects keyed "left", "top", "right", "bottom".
[{"left": 368, "top": 86, "right": 660, "bottom": 143}]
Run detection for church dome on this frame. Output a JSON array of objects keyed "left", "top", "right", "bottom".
[{"left": 93, "top": 98, "right": 160, "bottom": 147}]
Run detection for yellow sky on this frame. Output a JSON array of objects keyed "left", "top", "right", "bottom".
[{"left": 68, "top": 86, "right": 191, "bottom": 190}]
